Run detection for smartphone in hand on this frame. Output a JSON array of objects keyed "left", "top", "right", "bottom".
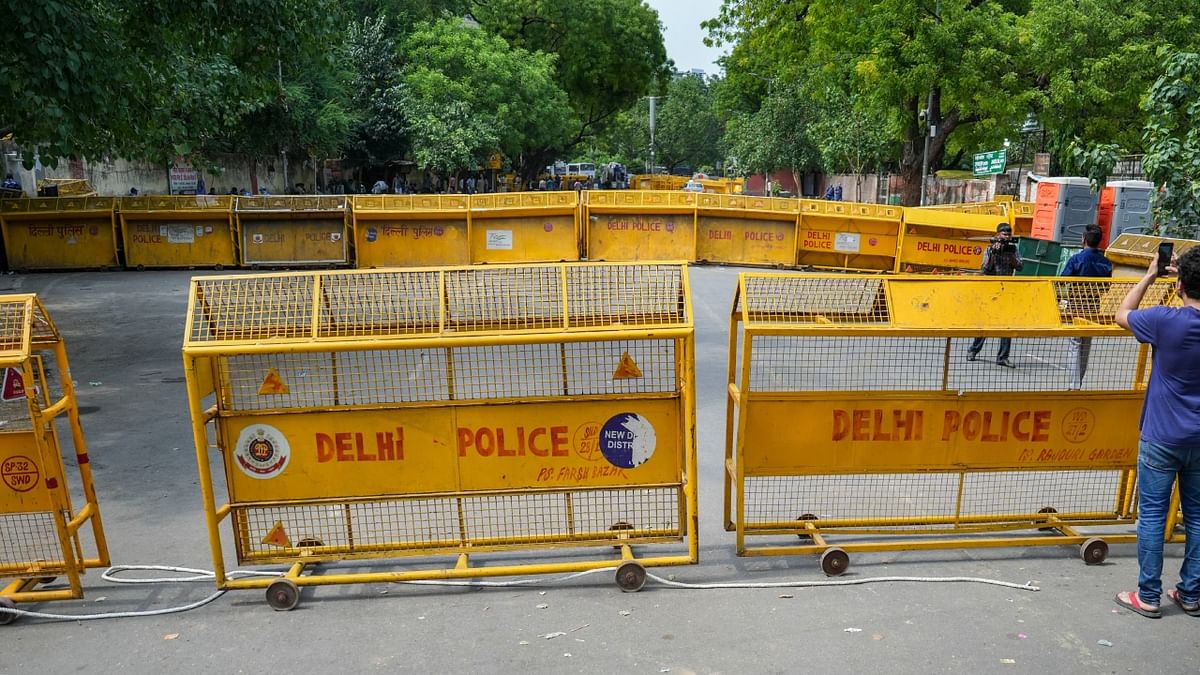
[{"left": 1157, "top": 241, "right": 1174, "bottom": 277}]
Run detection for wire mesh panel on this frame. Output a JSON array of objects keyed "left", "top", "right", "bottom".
[
  {"left": 727, "top": 274, "right": 1173, "bottom": 569},
  {"left": 184, "top": 263, "right": 696, "bottom": 599},
  {"left": 233, "top": 487, "right": 682, "bottom": 564}
]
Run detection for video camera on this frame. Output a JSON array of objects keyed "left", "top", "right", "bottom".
[{"left": 991, "top": 235, "right": 1017, "bottom": 255}]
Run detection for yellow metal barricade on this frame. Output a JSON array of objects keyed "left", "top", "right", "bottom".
[
  {"left": 725, "top": 273, "right": 1176, "bottom": 575},
  {"left": 183, "top": 262, "right": 697, "bottom": 608},
  {"left": 896, "top": 208, "right": 1004, "bottom": 273},
  {"left": 1105, "top": 233, "right": 1199, "bottom": 277},
  {"left": 236, "top": 196, "right": 349, "bottom": 267},
  {"left": 119, "top": 195, "right": 237, "bottom": 269},
  {"left": 351, "top": 194, "right": 470, "bottom": 267},
  {"left": 0, "top": 198, "right": 119, "bottom": 270},
  {"left": 695, "top": 194, "right": 798, "bottom": 267},
  {"left": 585, "top": 191, "right": 697, "bottom": 261},
  {"left": 469, "top": 192, "right": 580, "bottom": 263},
  {"left": 797, "top": 200, "right": 901, "bottom": 272},
  {"left": 0, "top": 294, "right": 109, "bottom": 622}
]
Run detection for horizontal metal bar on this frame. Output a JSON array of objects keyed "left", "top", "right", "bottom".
[
  {"left": 219, "top": 554, "right": 697, "bottom": 590},
  {"left": 740, "top": 533, "right": 1138, "bottom": 557}
]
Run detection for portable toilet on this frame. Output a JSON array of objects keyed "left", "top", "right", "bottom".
[
  {"left": 1097, "top": 180, "right": 1154, "bottom": 247},
  {"left": 1031, "top": 177, "right": 1097, "bottom": 242}
]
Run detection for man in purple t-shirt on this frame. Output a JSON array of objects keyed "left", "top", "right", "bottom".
[{"left": 1113, "top": 245, "right": 1200, "bottom": 618}]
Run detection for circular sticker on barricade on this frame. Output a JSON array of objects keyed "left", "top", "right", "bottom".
[
  {"left": 1, "top": 455, "right": 39, "bottom": 492},
  {"left": 234, "top": 425, "right": 291, "bottom": 479},
  {"left": 599, "top": 413, "right": 657, "bottom": 469}
]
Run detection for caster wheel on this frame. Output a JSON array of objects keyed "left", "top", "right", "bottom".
[
  {"left": 266, "top": 579, "right": 301, "bottom": 611},
  {"left": 1080, "top": 537, "right": 1108, "bottom": 565},
  {"left": 615, "top": 562, "right": 647, "bottom": 593},
  {"left": 36, "top": 577, "right": 56, "bottom": 586},
  {"left": 0, "top": 597, "right": 17, "bottom": 625},
  {"left": 796, "top": 513, "right": 818, "bottom": 541},
  {"left": 820, "top": 548, "right": 850, "bottom": 577},
  {"left": 1038, "top": 507, "right": 1058, "bottom": 532},
  {"left": 296, "top": 538, "right": 324, "bottom": 548},
  {"left": 213, "top": 264, "right": 224, "bottom": 271},
  {"left": 135, "top": 265, "right": 146, "bottom": 272}
]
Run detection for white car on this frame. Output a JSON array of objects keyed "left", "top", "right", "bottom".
[{"left": 683, "top": 180, "right": 704, "bottom": 192}]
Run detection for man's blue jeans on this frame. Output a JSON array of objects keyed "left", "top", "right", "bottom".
[{"left": 1136, "top": 439, "right": 1200, "bottom": 606}]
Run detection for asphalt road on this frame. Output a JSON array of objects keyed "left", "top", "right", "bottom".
[{"left": 1, "top": 266, "right": 1196, "bottom": 674}]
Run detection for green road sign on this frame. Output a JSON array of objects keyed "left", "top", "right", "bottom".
[{"left": 972, "top": 150, "right": 1008, "bottom": 176}]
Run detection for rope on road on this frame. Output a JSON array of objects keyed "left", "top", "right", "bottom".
[{"left": 0, "top": 564, "right": 1038, "bottom": 623}]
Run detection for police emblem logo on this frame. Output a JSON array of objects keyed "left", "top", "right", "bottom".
[{"left": 234, "top": 425, "right": 291, "bottom": 479}]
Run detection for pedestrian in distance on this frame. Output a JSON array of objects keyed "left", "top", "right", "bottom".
[
  {"left": 2, "top": 173, "right": 20, "bottom": 190},
  {"left": 1061, "top": 224, "right": 1113, "bottom": 389},
  {"left": 967, "top": 223, "right": 1024, "bottom": 367},
  {"left": 1113, "top": 246, "right": 1200, "bottom": 619}
]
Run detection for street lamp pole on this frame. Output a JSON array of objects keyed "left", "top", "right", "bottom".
[{"left": 647, "top": 96, "right": 659, "bottom": 174}]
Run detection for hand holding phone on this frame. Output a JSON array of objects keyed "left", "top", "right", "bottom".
[{"left": 1157, "top": 242, "right": 1174, "bottom": 277}]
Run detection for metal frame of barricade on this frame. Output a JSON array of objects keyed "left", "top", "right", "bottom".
[
  {"left": 0, "top": 197, "right": 120, "bottom": 271},
  {"left": 118, "top": 195, "right": 238, "bottom": 269},
  {"left": 350, "top": 194, "right": 472, "bottom": 268},
  {"left": 468, "top": 192, "right": 580, "bottom": 264},
  {"left": 183, "top": 262, "right": 697, "bottom": 609},
  {"left": 236, "top": 196, "right": 350, "bottom": 267},
  {"left": 725, "top": 273, "right": 1177, "bottom": 575},
  {"left": 0, "top": 294, "right": 109, "bottom": 623}
]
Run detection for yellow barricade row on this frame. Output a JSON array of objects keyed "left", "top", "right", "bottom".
[
  {"left": 724, "top": 273, "right": 1177, "bottom": 575},
  {"left": 798, "top": 200, "right": 901, "bottom": 272},
  {"left": 896, "top": 208, "right": 1002, "bottom": 273},
  {"left": 351, "top": 194, "right": 471, "bottom": 267},
  {"left": 585, "top": 191, "right": 698, "bottom": 261},
  {"left": 119, "top": 195, "right": 237, "bottom": 269},
  {"left": 0, "top": 294, "right": 109, "bottom": 620},
  {"left": 469, "top": 192, "right": 579, "bottom": 264},
  {"left": 236, "top": 196, "right": 350, "bottom": 267},
  {"left": 696, "top": 195, "right": 798, "bottom": 267},
  {"left": 0, "top": 198, "right": 120, "bottom": 270},
  {"left": 183, "top": 262, "right": 698, "bottom": 608}
]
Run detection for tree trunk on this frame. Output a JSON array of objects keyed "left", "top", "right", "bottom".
[{"left": 899, "top": 88, "right": 963, "bottom": 206}]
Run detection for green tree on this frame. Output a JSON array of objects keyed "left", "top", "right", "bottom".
[
  {"left": 471, "top": 0, "right": 669, "bottom": 169},
  {"left": 809, "top": 88, "right": 896, "bottom": 201},
  {"left": 1142, "top": 50, "right": 1200, "bottom": 237},
  {"left": 1021, "top": 0, "right": 1200, "bottom": 162},
  {"left": 722, "top": 81, "right": 821, "bottom": 190},
  {"left": 708, "top": 0, "right": 1029, "bottom": 205},
  {"left": 398, "top": 19, "right": 573, "bottom": 175},
  {"left": 651, "top": 75, "right": 724, "bottom": 174},
  {"left": 1, "top": 0, "right": 346, "bottom": 167}
]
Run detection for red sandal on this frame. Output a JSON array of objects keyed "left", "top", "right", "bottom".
[
  {"left": 1115, "top": 591, "right": 1162, "bottom": 618},
  {"left": 1167, "top": 589, "right": 1200, "bottom": 617}
]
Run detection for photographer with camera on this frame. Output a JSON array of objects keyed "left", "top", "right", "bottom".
[{"left": 966, "top": 223, "right": 1024, "bottom": 367}]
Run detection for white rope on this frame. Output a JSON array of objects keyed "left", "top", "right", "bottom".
[{"left": 0, "top": 564, "right": 1038, "bottom": 623}]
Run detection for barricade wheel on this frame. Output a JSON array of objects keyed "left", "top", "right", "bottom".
[
  {"left": 1080, "top": 538, "right": 1108, "bottom": 565},
  {"left": 796, "top": 514, "right": 818, "bottom": 541},
  {"left": 820, "top": 548, "right": 850, "bottom": 577},
  {"left": 1037, "top": 507, "right": 1058, "bottom": 532},
  {"left": 297, "top": 538, "right": 324, "bottom": 548},
  {"left": 615, "top": 561, "right": 647, "bottom": 593},
  {"left": 0, "top": 597, "right": 17, "bottom": 625},
  {"left": 214, "top": 264, "right": 224, "bottom": 271},
  {"left": 266, "top": 579, "right": 301, "bottom": 611}
]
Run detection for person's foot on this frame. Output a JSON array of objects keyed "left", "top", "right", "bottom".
[
  {"left": 996, "top": 359, "right": 1015, "bottom": 368},
  {"left": 965, "top": 352, "right": 978, "bottom": 362},
  {"left": 1115, "top": 590, "right": 1161, "bottom": 618},
  {"left": 1167, "top": 589, "right": 1200, "bottom": 616}
]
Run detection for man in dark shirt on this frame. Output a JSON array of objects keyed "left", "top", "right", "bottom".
[
  {"left": 1061, "top": 224, "right": 1113, "bottom": 389},
  {"left": 1113, "top": 246, "right": 1200, "bottom": 618},
  {"left": 967, "top": 223, "right": 1024, "bottom": 367}
]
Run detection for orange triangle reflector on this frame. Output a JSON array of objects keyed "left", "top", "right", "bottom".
[
  {"left": 261, "top": 521, "right": 292, "bottom": 548},
  {"left": 258, "top": 368, "right": 290, "bottom": 395},
  {"left": 612, "top": 352, "right": 643, "bottom": 380}
]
